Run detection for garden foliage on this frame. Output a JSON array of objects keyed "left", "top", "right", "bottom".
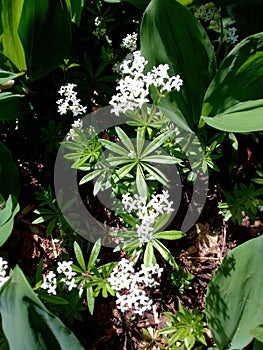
[{"left": 0, "top": 0, "right": 263, "bottom": 348}]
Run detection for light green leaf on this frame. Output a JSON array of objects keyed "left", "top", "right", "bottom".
[
  {"left": 136, "top": 164, "right": 148, "bottom": 198},
  {"left": 141, "top": 130, "right": 173, "bottom": 158},
  {"left": 140, "top": 162, "right": 168, "bottom": 184},
  {"left": 136, "top": 127, "right": 145, "bottom": 157},
  {"left": 79, "top": 169, "right": 104, "bottom": 185},
  {"left": 0, "top": 70, "right": 18, "bottom": 84},
  {"left": 88, "top": 239, "right": 101, "bottom": 270},
  {"left": 115, "top": 126, "right": 135, "bottom": 153},
  {"left": 206, "top": 235, "right": 263, "bottom": 350},
  {"left": 0, "top": 195, "right": 19, "bottom": 247},
  {"left": 155, "top": 230, "right": 185, "bottom": 240},
  {"left": 152, "top": 239, "right": 177, "bottom": 267},
  {"left": 140, "top": 0, "right": 216, "bottom": 131},
  {"left": 202, "top": 32, "right": 263, "bottom": 132},
  {"left": 143, "top": 242, "right": 156, "bottom": 267},
  {"left": 0, "top": 0, "right": 26, "bottom": 70},
  {"left": 250, "top": 325, "right": 263, "bottom": 343},
  {"left": 73, "top": 241, "right": 86, "bottom": 271},
  {"left": 86, "top": 286, "right": 95, "bottom": 315},
  {"left": 143, "top": 154, "right": 178, "bottom": 164},
  {"left": 100, "top": 139, "right": 129, "bottom": 156},
  {"left": 116, "top": 162, "right": 136, "bottom": 179},
  {"left": 0, "top": 266, "right": 85, "bottom": 350}
]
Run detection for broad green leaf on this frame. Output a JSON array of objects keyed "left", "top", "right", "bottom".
[
  {"left": 69, "top": 0, "right": 85, "bottom": 26},
  {"left": 250, "top": 325, "right": 263, "bottom": 343},
  {"left": 115, "top": 126, "right": 135, "bottom": 153},
  {"left": 155, "top": 230, "right": 185, "bottom": 240},
  {"left": 18, "top": 0, "right": 72, "bottom": 81},
  {"left": 206, "top": 235, "right": 263, "bottom": 350},
  {"left": 74, "top": 241, "right": 86, "bottom": 271},
  {"left": 140, "top": 0, "right": 216, "bottom": 131},
  {"left": 0, "top": 91, "right": 28, "bottom": 120},
  {"left": 143, "top": 242, "right": 156, "bottom": 267},
  {"left": 253, "top": 339, "right": 263, "bottom": 350},
  {"left": 0, "top": 195, "right": 19, "bottom": 247},
  {"left": 0, "top": 141, "right": 20, "bottom": 199},
  {"left": 104, "top": 0, "right": 150, "bottom": 10},
  {"left": 0, "top": 266, "right": 85, "bottom": 350},
  {"left": 88, "top": 239, "right": 101, "bottom": 270},
  {"left": 0, "top": 0, "right": 26, "bottom": 70},
  {"left": 202, "top": 32, "right": 263, "bottom": 132}
]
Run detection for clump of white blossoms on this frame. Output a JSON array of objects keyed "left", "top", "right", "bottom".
[
  {"left": 41, "top": 260, "right": 77, "bottom": 295},
  {"left": 120, "top": 32, "right": 138, "bottom": 52},
  {"left": 110, "top": 50, "right": 183, "bottom": 116},
  {"left": 57, "top": 83, "right": 87, "bottom": 117},
  {"left": 0, "top": 257, "right": 9, "bottom": 288},
  {"left": 108, "top": 258, "right": 163, "bottom": 315},
  {"left": 223, "top": 26, "right": 239, "bottom": 45},
  {"left": 122, "top": 190, "right": 174, "bottom": 245},
  {"left": 66, "top": 118, "right": 83, "bottom": 141}
]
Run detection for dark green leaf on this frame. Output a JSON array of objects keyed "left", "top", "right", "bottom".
[{"left": 140, "top": 0, "right": 216, "bottom": 131}]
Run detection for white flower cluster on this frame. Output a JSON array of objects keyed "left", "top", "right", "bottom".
[
  {"left": 110, "top": 50, "right": 183, "bottom": 116},
  {"left": 108, "top": 258, "right": 163, "bottom": 315},
  {"left": 224, "top": 26, "right": 239, "bottom": 45},
  {"left": 66, "top": 118, "right": 83, "bottom": 141},
  {"left": 57, "top": 83, "right": 87, "bottom": 117},
  {"left": 120, "top": 32, "right": 138, "bottom": 52},
  {"left": 122, "top": 190, "right": 174, "bottom": 245},
  {"left": 41, "top": 261, "right": 77, "bottom": 295},
  {"left": 0, "top": 257, "right": 9, "bottom": 288}
]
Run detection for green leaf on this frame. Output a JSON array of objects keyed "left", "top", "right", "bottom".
[
  {"left": 79, "top": 169, "right": 104, "bottom": 185},
  {"left": 152, "top": 239, "right": 177, "bottom": 267},
  {"left": 143, "top": 242, "right": 156, "bottom": 267},
  {"left": 136, "top": 127, "right": 145, "bottom": 157},
  {"left": 0, "top": 91, "right": 28, "bottom": 120},
  {"left": 0, "top": 141, "right": 20, "bottom": 200},
  {"left": 136, "top": 164, "right": 148, "bottom": 198},
  {"left": 141, "top": 130, "right": 173, "bottom": 158},
  {"left": 115, "top": 126, "right": 135, "bottom": 153},
  {"left": 73, "top": 241, "right": 86, "bottom": 271},
  {"left": 202, "top": 33, "right": 263, "bottom": 132},
  {"left": 88, "top": 239, "right": 101, "bottom": 270},
  {"left": 100, "top": 139, "right": 129, "bottom": 156},
  {"left": 143, "top": 154, "right": 178, "bottom": 164},
  {"left": 86, "top": 286, "right": 95, "bottom": 315},
  {"left": 140, "top": 162, "right": 168, "bottom": 185},
  {"left": 250, "top": 325, "right": 263, "bottom": 343},
  {"left": 0, "top": 195, "right": 19, "bottom": 246},
  {"left": 0, "top": 70, "right": 18, "bottom": 84},
  {"left": 0, "top": 0, "right": 27, "bottom": 70},
  {"left": 116, "top": 162, "right": 136, "bottom": 180},
  {"left": 18, "top": 0, "right": 72, "bottom": 81},
  {"left": 140, "top": 0, "right": 216, "bottom": 131},
  {"left": 206, "top": 235, "right": 263, "bottom": 350},
  {"left": 69, "top": 0, "right": 85, "bottom": 26},
  {"left": 155, "top": 230, "right": 185, "bottom": 240},
  {"left": 0, "top": 266, "right": 85, "bottom": 350}
]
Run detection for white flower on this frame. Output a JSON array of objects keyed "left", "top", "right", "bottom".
[
  {"left": 41, "top": 271, "right": 57, "bottom": 295},
  {"left": 120, "top": 32, "right": 138, "bottom": 52},
  {"left": 57, "top": 83, "right": 87, "bottom": 117},
  {"left": 57, "top": 261, "right": 76, "bottom": 279},
  {"left": 0, "top": 257, "right": 9, "bottom": 288},
  {"left": 121, "top": 190, "right": 174, "bottom": 245},
  {"left": 224, "top": 26, "right": 238, "bottom": 45},
  {"left": 108, "top": 259, "right": 162, "bottom": 315},
  {"left": 110, "top": 51, "right": 183, "bottom": 116},
  {"left": 94, "top": 17, "right": 101, "bottom": 27}
]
